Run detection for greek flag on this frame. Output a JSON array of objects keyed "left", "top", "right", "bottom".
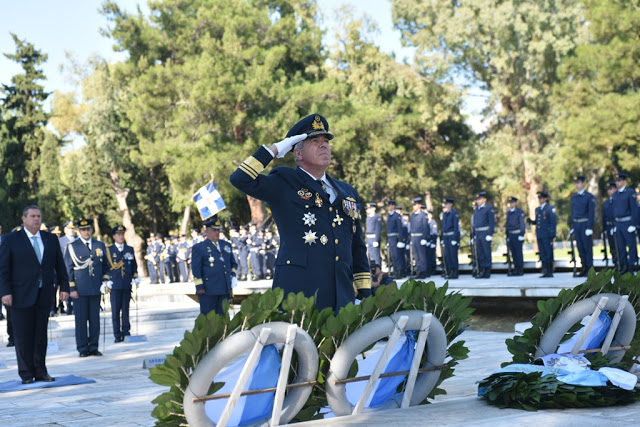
[{"left": 193, "top": 181, "right": 226, "bottom": 220}]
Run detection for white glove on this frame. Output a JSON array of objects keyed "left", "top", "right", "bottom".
[
  {"left": 430, "top": 244, "right": 436, "bottom": 249},
  {"left": 485, "top": 235, "right": 493, "bottom": 242},
  {"left": 569, "top": 228, "right": 574, "bottom": 235},
  {"left": 131, "top": 277, "right": 141, "bottom": 287},
  {"left": 628, "top": 225, "right": 636, "bottom": 233},
  {"left": 585, "top": 229, "right": 593, "bottom": 236},
  {"left": 469, "top": 238, "right": 474, "bottom": 245},
  {"left": 518, "top": 235, "right": 525, "bottom": 241},
  {"left": 451, "top": 241, "right": 457, "bottom": 246},
  {"left": 100, "top": 281, "right": 111, "bottom": 294},
  {"left": 420, "top": 239, "right": 427, "bottom": 246},
  {"left": 397, "top": 242, "right": 406, "bottom": 248},
  {"left": 273, "top": 134, "right": 307, "bottom": 158},
  {"left": 231, "top": 276, "right": 238, "bottom": 289},
  {"left": 372, "top": 241, "right": 379, "bottom": 248},
  {"left": 611, "top": 227, "right": 616, "bottom": 234}
]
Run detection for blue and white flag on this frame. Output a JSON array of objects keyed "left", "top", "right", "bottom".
[{"left": 193, "top": 181, "right": 226, "bottom": 220}]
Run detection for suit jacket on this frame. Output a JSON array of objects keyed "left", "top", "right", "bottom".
[
  {"left": 106, "top": 244, "right": 138, "bottom": 290},
  {"left": 192, "top": 239, "right": 237, "bottom": 296},
  {"left": 64, "top": 239, "right": 110, "bottom": 296},
  {"left": 0, "top": 229, "right": 69, "bottom": 308}
]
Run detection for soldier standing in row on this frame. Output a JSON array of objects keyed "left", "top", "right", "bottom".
[
  {"left": 505, "top": 197, "right": 526, "bottom": 276},
  {"left": 440, "top": 198, "right": 460, "bottom": 279},
  {"left": 612, "top": 173, "right": 638, "bottom": 274},
  {"left": 535, "top": 191, "right": 557, "bottom": 278},
  {"left": 409, "top": 197, "right": 429, "bottom": 279},
  {"left": 472, "top": 191, "right": 495, "bottom": 279},
  {"left": 386, "top": 200, "right": 407, "bottom": 278},
  {"left": 603, "top": 181, "right": 618, "bottom": 267},
  {"left": 176, "top": 235, "right": 189, "bottom": 282},
  {"left": 426, "top": 209, "right": 438, "bottom": 276},
  {"left": 570, "top": 175, "right": 595, "bottom": 276},
  {"left": 237, "top": 226, "right": 250, "bottom": 281},
  {"left": 365, "top": 202, "right": 382, "bottom": 267},
  {"left": 247, "top": 223, "right": 264, "bottom": 280},
  {"left": 262, "top": 229, "right": 278, "bottom": 280}
]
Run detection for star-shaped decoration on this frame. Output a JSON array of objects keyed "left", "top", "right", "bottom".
[
  {"left": 303, "top": 230, "right": 318, "bottom": 245},
  {"left": 302, "top": 212, "right": 317, "bottom": 226},
  {"left": 333, "top": 214, "right": 344, "bottom": 225}
]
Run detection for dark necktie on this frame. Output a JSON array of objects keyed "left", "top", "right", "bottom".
[
  {"left": 86, "top": 242, "right": 91, "bottom": 251},
  {"left": 316, "top": 179, "right": 328, "bottom": 195}
]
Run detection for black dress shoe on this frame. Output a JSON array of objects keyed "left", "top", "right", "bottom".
[
  {"left": 90, "top": 350, "right": 103, "bottom": 356},
  {"left": 35, "top": 374, "right": 55, "bottom": 382},
  {"left": 7, "top": 341, "right": 15, "bottom": 347},
  {"left": 114, "top": 337, "right": 124, "bottom": 343},
  {"left": 21, "top": 378, "right": 35, "bottom": 385},
  {"left": 79, "top": 351, "right": 90, "bottom": 357}
]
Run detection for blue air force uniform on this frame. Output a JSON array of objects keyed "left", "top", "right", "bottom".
[
  {"left": 612, "top": 181, "right": 639, "bottom": 271},
  {"left": 441, "top": 204, "right": 460, "bottom": 275},
  {"left": 409, "top": 201, "right": 429, "bottom": 277},
  {"left": 603, "top": 193, "right": 618, "bottom": 266},
  {"left": 106, "top": 229, "right": 138, "bottom": 342},
  {"left": 191, "top": 223, "right": 237, "bottom": 316},
  {"left": 386, "top": 204, "right": 407, "bottom": 275},
  {"left": 230, "top": 114, "right": 370, "bottom": 311},
  {"left": 505, "top": 204, "right": 526, "bottom": 272},
  {"left": 247, "top": 229, "right": 264, "bottom": 279},
  {"left": 571, "top": 187, "right": 595, "bottom": 271},
  {"left": 365, "top": 208, "right": 382, "bottom": 266},
  {"left": 427, "top": 216, "right": 438, "bottom": 274},
  {"left": 472, "top": 202, "right": 495, "bottom": 270},
  {"left": 535, "top": 201, "right": 557, "bottom": 265},
  {"left": 64, "top": 223, "right": 111, "bottom": 355}
]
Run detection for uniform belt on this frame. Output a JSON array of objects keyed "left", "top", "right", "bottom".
[
  {"left": 442, "top": 232, "right": 455, "bottom": 236},
  {"left": 387, "top": 233, "right": 398, "bottom": 237},
  {"left": 475, "top": 226, "right": 490, "bottom": 231},
  {"left": 605, "top": 221, "right": 614, "bottom": 226},
  {"left": 508, "top": 230, "right": 522, "bottom": 234},
  {"left": 573, "top": 218, "right": 588, "bottom": 223},
  {"left": 411, "top": 233, "right": 423, "bottom": 237},
  {"left": 366, "top": 234, "right": 377, "bottom": 238},
  {"left": 615, "top": 216, "right": 632, "bottom": 222}
]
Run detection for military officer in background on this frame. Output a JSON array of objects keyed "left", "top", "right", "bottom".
[
  {"left": 59, "top": 221, "right": 76, "bottom": 314},
  {"left": 398, "top": 206, "right": 411, "bottom": 271},
  {"left": 365, "top": 202, "right": 382, "bottom": 267},
  {"left": 603, "top": 181, "right": 618, "bottom": 267},
  {"left": 176, "top": 235, "right": 189, "bottom": 282},
  {"left": 441, "top": 198, "right": 460, "bottom": 279},
  {"left": 192, "top": 217, "right": 238, "bottom": 316},
  {"left": 505, "top": 197, "right": 526, "bottom": 276},
  {"left": 534, "top": 191, "right": 557, "bottom": 278},
  {"left": 472, "top": 191, "right": 495, "bottom": 279},
  {"left": 230, "top": 113, "right": 371, "bottom": 310},
  {"left": 237, "top": 226, "right": 250, "bottom": 281},
  {"left": 64, "top": 219, "right": 111, "bottom": 357},
  {"left": 570, "top": 175, "right": 596, "bottom": 276},
  {"left": 106, "top": 225, "right": 138, "bottom": 343},
  {"left": 262, "top": 228, "right": 278, "bottom": 280},
  {"left": 612, "top": 173, "right": 638, "bottom": 274},
  {"left": 145, "top": 236, "right": 159, "bottom": 284},
  {"left": 386, "top": 200, "right": 407, "bottom": 278},
  {"left": 409, "top": 197, "right": 429, "bottom": 278},
  {"left": 426, "top": 209, "right": 438, "bottom": 276},
  {"left": 161, "top": 237, "right": 174, "bottom": 283},
  {"left": 247, "top": 222, "right": 264, "bottom": 280}
]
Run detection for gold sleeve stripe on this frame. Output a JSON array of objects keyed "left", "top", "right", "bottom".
[
  {"left": 244, "top": 156, "right": 265, "bottom": 175},
  {"left": 353, "top": 272, "right": 370, "bottom": 280},
  {"left": 194, "top": 278, "right": 203, "bottom": 285},
  {"left": 239, "top": 164, "right": 258, "bottom": 179},
  {"left": 354, "top": 277, "right": 371, "bottom": 289}
]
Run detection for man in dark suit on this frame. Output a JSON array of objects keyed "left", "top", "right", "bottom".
[
  {"left": 191, "top": 217, "right": 238, "bottom": 316},
  {"left": 64, "top": 218, "right": 111, "bottom": 357},
  {"left": 0, "top": 205, "right": 69, "bottom": 384},
  {"left": 230, "top": 113, "right": 371, "bottom": 311},
  {"left": 106, "top": 225, "right": 138, "bottom": 343}
]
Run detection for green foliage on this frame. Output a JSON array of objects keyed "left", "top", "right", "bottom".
[{"left": 149, "top": 279, "right": 473, "bottom": 425}]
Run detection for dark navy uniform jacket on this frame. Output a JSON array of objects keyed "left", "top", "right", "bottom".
[
  {"left": 472, "top": 204, "right": 495, "bottom": 234},
  {"left": 428, "top": 219, "right": 438, "bottom": 244},
  {"left": 65, "top": 239, "right": 111, "bottom": 296},
  {"left": 192, "top": 239, "right": 237, "bottom": 296},
  {"left": 386, "top": 211, "right": 405, "bottom": 243},
  {"left": 612, "top": 187, "right": 638, "bottom": 223},
  {"left": 603, "top": 197, "right": 615, "bottom": 229},
  {"left": 571, "top": 191, "right": 595, "bottom": 229},
  {"left": 366, "top": 213, "right": 382, "bottom": 243},
  {"left": 535, "top": 204, "right": 557, "bottom": 238},
  {"left": 505, "top": 208, "right": 526, "bottom": 236},
  {"left": 230, "top": 146, "right": 370, "bottom": 310},
  {"left": 409, "top": 211, "right": 429, "bottom": 239},
  {"left": 106, "top": 244, "right": 138, "bottom": 290},
  {"left": 441, "top": 209, "right": 460, "bottom": 240}
]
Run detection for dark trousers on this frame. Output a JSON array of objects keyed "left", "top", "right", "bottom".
[
  {"left": 508, "top": 234, "right": 524, "bottom": 267},
  {"left": 199, "top": 294, "right": 229, "bottom": 316},
  {"left": 249, "top": 250, "right": 263, "bottom": 276},
  {"left": 475, "top": 231, "right": 492, "bottom": 268},
  {"left": 443, "top": 236, "right": 459, "bottom": 270},
  {"left": 238, "top": 250, "right": 249, "bottom": 275},
  {"left": 177, "top": 260, "right": 188, "bottom": 282},
  {"left": 411, "top": 237, "right": 427, "bottom": 273},
  {"left": 574, "top": 222, "right": 593, "bottom": 268},
  {"left": 74, "top": 295, "right": 101, "bottom": 353},
  {"left": 11, "top": 286, "right": 51, "bottom": 380},
  {"left": 367, "top": 239, "right": 382, "bottom": 266},
  {"left": 163, "top": 261, "right": 175, "bottom": 282},
  {"left": 426, "top": 242, "right": 437, "bottom": 270},
  {"left": 537, "top": 235, "right": 554, "bottom": 264},
  {"left": 4, "top": 303, "right": 14, "bottom": 343},
  {"left": 147, "top": 261, "right": 159, "bottom": 284},
  {"left": 616, "top": 221, "right": 638, "bottom": 267},
  {"left": 388, "top": 237, "right": 406, "bottom": 271},
  {"left": 110, "top": 289, "right": 131, "bottom": 339},
  {"left": 608, "top": 230, "right": 619, "bottom": 266}
]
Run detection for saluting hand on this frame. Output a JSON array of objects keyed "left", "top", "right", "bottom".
[{"left": 270, "top": 134, "right": 307, "bottom": 158}]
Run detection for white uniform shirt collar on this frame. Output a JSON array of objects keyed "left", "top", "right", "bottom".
[
  {"left": 578, "top": 190, "right": 585, "bottom": 196},
  {"left": 299, "top": 167, "right": 336, "bottom": 202},
  {"left": 619, "top": 186, "right": 626, "bottom": 192}
]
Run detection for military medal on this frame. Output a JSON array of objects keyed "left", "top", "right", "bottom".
[
  {"left": 315, "top": 193, "right": 323, "bottom": 207},
  {"left": 342, "top": 197, "right": 360, "bottom": 220},
  {"left": 208, "top": 255, "right": 214, "bottom": 267},
  {"left": 303, "top": 230, "right": 318, "bottom": 245},
  {"left": 303, "top": 212, "right": 317, "bottom": 226},
  {"left": 320, "top": 234, "right": 328, "bottom": 245},
  {"left": 298, "top": 188, "right": 312, "bottom": 200}
]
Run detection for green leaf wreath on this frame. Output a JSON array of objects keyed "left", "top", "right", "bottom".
[
  {"left": 479, "top": 269, "right": 640, "bottom": 410},
  {"left": 149, "top": 279, "right": 473, "bottom": 425}
]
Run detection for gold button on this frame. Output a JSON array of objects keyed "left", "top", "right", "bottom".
[
  {"left": 335, "top": 256, "right": 339, "bottom": 261},
  {"left": 329, "top": 207, "right": 333, "bottom": 212},
  {"left": 335, "top": 239, "right": 339, "bottom": 244},
  {"left": 287, "top": 260, "right": 291, "bottom": 264},
  {"left": 332, "top": 223, "right": 336, "bottom": 228},
  {"left": 305, "top": 205, "right": 309, "bottom": 208}
]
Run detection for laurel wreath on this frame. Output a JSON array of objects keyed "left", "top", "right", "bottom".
[
  {"left": 149, "top": 279, "right": 473, "bottom": 425},
  {"left": 479, "top": 269, "right": 640, "bottom": 410}
]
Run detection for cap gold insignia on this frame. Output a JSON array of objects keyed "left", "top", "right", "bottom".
[{"left": 312, "top": 115, "right": 324, "bottom": 130}]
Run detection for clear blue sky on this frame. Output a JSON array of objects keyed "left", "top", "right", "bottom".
[{"left": 0, "top": 0, "right": 485, "bottom": 129}]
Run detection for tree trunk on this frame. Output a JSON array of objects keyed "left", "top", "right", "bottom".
[
  {"left": 247, "top": 195, "right": 265, "bottom": 224},
  {"left": 180, "top": 205, "right": 191, "bottom": 236},
  {"left": 92, "top": 213, "right": 102, "bottom": 241},
  {"left": 149, "top": 167, "right": 158, "bottom": 235},
  {"left": 111, "top": 170, "right": 146, "bottom": 278}
]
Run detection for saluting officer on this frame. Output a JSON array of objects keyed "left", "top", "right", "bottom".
[
  {"left": 386, "top": 200, "right": 407, "bottom": 278},
  {"left": 603, "top": 181, "right": 618, "bottom": 267},
  {"left": 472, "top": 191, "right": 495, "bottom": 279},
  {"left": 612, "top": 173, "right": 638, "bottom": 273},
  {"left": 106, "top": 225, "right": 138, "bottom": 343},
  {"left": 191, "top": 217, "right": 238, "bottom": 316},
  {"left": 230, "top": 113, "right": 371, "bottom": 310},
  {"left": 64, "top": 219, "right": 111, "bottom": 357},
  {"left": 571, "top": 175, "right": 596, "bottom": 276},
  {"left": 409, "top": 197, "right": 429, "bottom": 278},
  {"left": 535, "top": 191, "right": 557, "bottom": 278},
  {"left": 365, "top": 202, "right": 382, "bottom": 267},
  {"left": 441, "top": 198, "right": 460, "bottom": 279},
  {"left": 505, "top": 196, "right": 526, "bottom": 276}
]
